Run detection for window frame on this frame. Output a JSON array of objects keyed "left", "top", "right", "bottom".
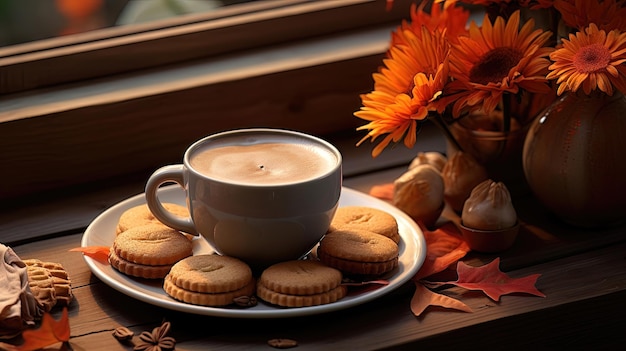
[
  {"left": 0, "top": 0, "right": 415, "bottom": 94},
  {"left": 0, "top": 0, "right": 417, "bottom": 201}
]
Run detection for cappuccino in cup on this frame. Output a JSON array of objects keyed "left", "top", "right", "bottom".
[
  {"left": 190, "top": 142, "right": 338, "bottom": 186},
  {"left": 145, "top": 129, "right": 342, "bottom": 267}
]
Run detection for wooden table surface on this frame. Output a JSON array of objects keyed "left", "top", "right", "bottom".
[{"left": 2, "top": 129, "right": 626, "bottom": 350}]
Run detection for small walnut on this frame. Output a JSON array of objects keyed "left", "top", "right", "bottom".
[
  {"left": 268, "top": 338, "right": 298, "bottom": 349},
  {"left": 408, "top": 151, "right": 447, "bottom": 172},
  {"left": 393, "top": 164, "right": 444, "bottom": 228},
  {"left": 442, "top": 151, "right": 488, "bottom": 212},
  {"left": 462, "top": 179, "right": 517, "bottom": 230}
]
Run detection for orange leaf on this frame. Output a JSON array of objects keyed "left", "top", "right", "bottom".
[
  {"left": 345, "top": 279, "right": 390, "bottom": 296},
  {"left": 411, "top": 283, "right": 472, "bottom": 316},
  {"left": 413, "top": 222, "right": 470, "bottom": 281},
  {"left": 69, "top": 246, "right": 110, "bottom": 264},
  {"left": 0, "top": 342, "right": 18, "bottom": 351},
  {"left": 17, "top": 308, "right": 70, "bottom": 351},
  {"left": 447, "top": 258, "right": 546, "bottom": 301},
  {"left": 368, "top": 183, "right": 394, "bottom": 201}
]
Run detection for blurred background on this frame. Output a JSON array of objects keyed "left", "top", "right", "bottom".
[{"left": 0, "top": 0, "right": 254, "bottom": 47}]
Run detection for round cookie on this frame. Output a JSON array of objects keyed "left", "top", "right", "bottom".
[
  {"left": 164, "top": 278, "right": 255, "bottom": 307},
  {"left": 317, "top": 229, "right": 399, "bottom": 276},
  {"left": 256, "top": 260, "right": 347, "bottom": 308},
  {"left": 330, "top": 206, "right": 401, "bottom": 244},
  {"left": 164, "top": 255, "right": 255, "bottom": 306},
  {"left": 110, "top": 224, "right": 193, "bottom": 279},
  {"left": 167, "top": 255, "right": 252, "bottom": 293},
  {"left": 109, "top": 250, "right": 173, "bottom": 279},
  {"left": 116, "top": 203, "right": 189, "bottom": 235}
]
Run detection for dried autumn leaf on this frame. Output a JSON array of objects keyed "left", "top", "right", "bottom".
[
  {"left": 413, "top": 222, "right": 470, "bottom": 281},
  {"left": 446, "top": 258, "right": 546, "bottom": 301},
  {"left": 69, "top": 246, "right": 110, "bottom": 264},
  {"left": 369, "top": 183, "right": 394, "bottom": 201},
  {"left": 17, "top": 307, "right": 70, "bottom": 351},
  {"left": 410, "top": 283, "right": 472, "bottom": 316}
]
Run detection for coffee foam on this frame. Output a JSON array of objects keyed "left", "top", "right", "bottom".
[{"left": 190, "top": 140, "right": 338, "bottom": 186}]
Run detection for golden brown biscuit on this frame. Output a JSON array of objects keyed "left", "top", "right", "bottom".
[
  {"left": 113, "top": 224, "right": 193, "bottom": 266},
  {"left": 164, "top": 277, "right": 256, "bottom": 307},
  {"left": 330, "top": 206, "right": 401, "bottom": 244},
  {"left": 110, "top": 224, "right": 193, "bottom": 279},
  {"left": 167, "top": 255, "right": 253, "bottom": 293},
  {"left": 116, "top": 203, "right": 189, "bottom": 235},
  {"left": 25, "top": 265, "right": 57, "bottom": 313},
  {"left": 164, "top": 255, "right": 255, "bottom": 306},
  {"left": 317, "top": 229, "right": 399, "bottom": 276},
  {"left": 23, "top": 259, "right": 73, "bottom": 306},
  {"left": 109, "top": 250, "right": 174, "bottom": 279},
  {"left": 256, "top": 260, "right": 347, "bottom": 308}
]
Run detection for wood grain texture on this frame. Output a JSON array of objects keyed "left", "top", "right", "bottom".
[
  {"left": 11, "top": 233, "right": 626, "bottom": 350},
  {"left": 4, "top": 129, "right": 626, "bottom": 350},
  {"left": 0, "top": 54, "right": 383, "bottom": 201}
]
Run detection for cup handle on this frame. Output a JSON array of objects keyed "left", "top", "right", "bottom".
[{"left": 145, "top": 164, "right": 198, "bottom": 236}]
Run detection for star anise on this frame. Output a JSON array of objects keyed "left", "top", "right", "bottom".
[
  {"left": 133, "top": 321, "right": 176, "bottom": 351},
  {"left": 233, "top": 295, "right": 258, "bottom": 307}
]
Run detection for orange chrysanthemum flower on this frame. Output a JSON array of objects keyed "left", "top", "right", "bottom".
[
  {"left": 554, "top": 0, "right": 626, "bottom": 32},
  {"left": 446, "top": 10, "right": 554, "bottom": 117},
  {"left": 356, "top": 29, "right": 449, "bottom": 157},
  {"left": 547, "top": 23, "right": 626, "bottom": 96}
]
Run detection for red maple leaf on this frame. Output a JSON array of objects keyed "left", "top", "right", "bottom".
[
  {"left": 444, "top": 258, "right": 546, "bottom": 301},
  {"left": 16, "top": 308, "right": 70, "bottom": 351},
  {"left": 69, "top": 246, "right": 110, "bottom": 264},
  {"left": 409, "top": 223, "right": 472, "bottom": 316}
]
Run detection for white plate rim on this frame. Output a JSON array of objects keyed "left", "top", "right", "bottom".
[{"left": 81, "top": 185, "right": 426, "bottom": 318}]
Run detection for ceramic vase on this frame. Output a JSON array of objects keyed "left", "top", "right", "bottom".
[
  {"left": 447, "top": 112, "right": 530, "bottom": 196},
  {"left": 522, "top": 91, "right": 626, "bottom": 228}
]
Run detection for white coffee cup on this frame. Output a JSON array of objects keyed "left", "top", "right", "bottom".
[{"left": 145, "top": 128, "right": 342, "bottom": 267}]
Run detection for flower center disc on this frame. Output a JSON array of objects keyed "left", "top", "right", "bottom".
[
  {"left": 574, "top": 43, "right": 611, "bottom": 73},
  {"left": 470, "top": 47, "right": 523, "bottom": 85}
]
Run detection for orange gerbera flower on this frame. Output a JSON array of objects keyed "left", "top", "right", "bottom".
[
  {"left": 355, "top": 92, "right": 419, "bottom": 157},
  {"left": 459, "top": 0, "right": 513, "bottom": 5},
  {"left": 519, "top": 0, "right": 554, "bottom": 9},
  {"left": 356, "top": 65, "right": 449, "bottom": 157},
  {"left": 366, "top": 26, "right": 447, "bottom": 102},
  {"left": 554, "top": 0, "right": 626, "bottom": 32},
  {"left": 446, "top": 10, "right": 554, "bottom": 116},
  {"left": 547, "top": 23, "right": 626, "bottom": 95},
  {"left": 392, "top": 1, "right": 469, "bottom": 46},
  {"left": 356, "top": 28, "right": 449, "bottom": 157}
]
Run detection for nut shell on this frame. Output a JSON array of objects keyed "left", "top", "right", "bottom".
[{"left": 393, "top": 164, "right": 444, "bottom": 228}]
